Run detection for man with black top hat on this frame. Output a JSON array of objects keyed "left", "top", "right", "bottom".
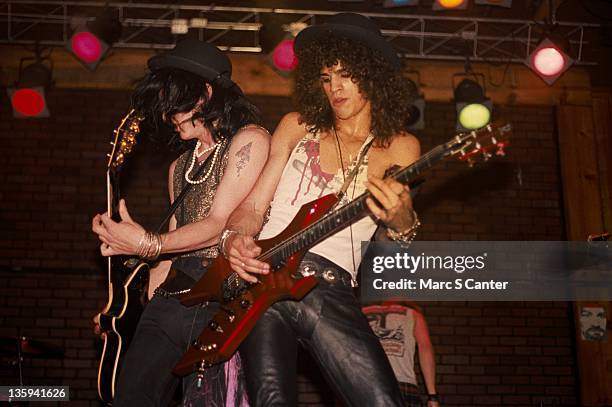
[
  {"left": 221, "top": 13, "right": 424, "bottom": 406},
  {"left": 92, "top": 39, "right": 269, "bottom": 406}
]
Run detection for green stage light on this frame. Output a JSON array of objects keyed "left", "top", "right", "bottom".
[
  {"left": 458, "top": 103, "right": 491, "bottom": 130},
  {"left": 454, "top": 79, "right": 492, "bottom": 131}
]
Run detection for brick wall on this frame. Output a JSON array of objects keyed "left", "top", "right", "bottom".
[{"left": 0, "top": 89, "right": 576, "bottom": 406}]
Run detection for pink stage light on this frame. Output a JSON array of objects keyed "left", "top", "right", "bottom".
[
  {"left": 272, "top": 39, "right": 298, "bottom": 72},
  {"left": 71, "top": 31, "right": 103, "bottom": 63}
]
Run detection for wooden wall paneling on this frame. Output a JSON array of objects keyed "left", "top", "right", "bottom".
[{"left": 557, "top": 104, "right": 610, "bottom": 406}]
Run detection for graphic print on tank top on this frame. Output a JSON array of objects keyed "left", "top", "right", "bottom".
[
  {"left": 288, "top": 133, "right": 369, "bottom": 206},
  {"left": 365, "top": 307, "right": 408, "bottom": 358}
]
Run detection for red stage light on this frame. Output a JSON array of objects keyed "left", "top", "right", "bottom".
[
  {"left": 272, "top": 39, "right": 297, "bottom": 72},
  {"left": 532, "top": 46, "right": 565, "bottom": 76},
  {"left": 71, "top": 31, "right": 103, "bottom": 63},
  {"left": 11, "top": 88, "right": 46, "bottom": 117},
  {"left": 7, "top": 61, "right": 51, "bottom": 118}
]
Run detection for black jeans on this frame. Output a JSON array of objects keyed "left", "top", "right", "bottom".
[
  {"left": 113, "top": 294, "right": 218, "bottom": 406},
  {"left": 239, "top": 255, "right": 404, "bottom": 407}
]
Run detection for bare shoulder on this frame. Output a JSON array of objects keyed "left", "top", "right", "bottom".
[
  {"left": 386, "top": 132, "right": 421, "bottom": 167},
  {"left": 273, "top": 112, "right": 308, "bottom": 150},
  {"left": 231, "top": 124, "right": 271, "bottom": 148},
  {"left": 168, "top": 157, "right": 180, "bottom": 177}
]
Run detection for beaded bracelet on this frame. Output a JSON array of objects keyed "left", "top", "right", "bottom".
[{"left": 386, "top": 209, "right": 421, "bottom": 247}]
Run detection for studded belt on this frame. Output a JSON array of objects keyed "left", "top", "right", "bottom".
[{"left": 298, "top": 253, "right": 354, "bottom": 287}]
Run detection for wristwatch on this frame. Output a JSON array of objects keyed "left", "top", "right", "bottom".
[{"left": 427, "top": 394, "right": 440, "bottom": 402}]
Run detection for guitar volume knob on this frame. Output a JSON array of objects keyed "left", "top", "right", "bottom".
[{"left": 240, "top": 299, "right": 250, "bottom": 309}]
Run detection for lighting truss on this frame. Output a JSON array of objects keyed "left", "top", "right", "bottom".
[{"left": 0, "top": 1, "right": 600, "bottom": 64}]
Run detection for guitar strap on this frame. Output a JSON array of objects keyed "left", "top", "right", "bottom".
[
  {"left": 335, "top": 135, "right": 375, "bottom": 204},
  {"left": 154, "top": 139, "right": 229, "bottom": 234}
]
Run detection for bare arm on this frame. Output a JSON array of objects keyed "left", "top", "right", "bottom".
[
  {"left": 93, "top": 126, "right": 271, "bottom": 258},
  {"left": 159, "top": 128, "right": 270, "bottom": 252},
  {"left": 146, "top": 160, "right": 179, "bottom": 299},
  {"left": 414, "top": 309, "right": 439, "bottom": 406},
  {"left": 223, "top": 112, "right": 307, "bottom": 282},
  {"left": 366, "top": 133, "right": 421, "bottom": 235}
]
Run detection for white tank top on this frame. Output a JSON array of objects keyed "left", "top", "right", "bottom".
[
  {"left": 258, "top": 131, "right": 377, "bottom": 278},
  {"left": 362, "top": 304, "right": 418, "bottom": 385}
]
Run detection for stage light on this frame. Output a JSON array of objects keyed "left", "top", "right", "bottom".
[
  {"left": 526, "top": 37, "right": 573, "bottom": 85},
  {"left": 171, "top": 19, "right": 189, "bottom": 35},
  {"left": 433, "top": 0, "right": 467, "bottom": 10},
  {"left": 271, "top": 38, "right": 298, "bottom": 72},
  {"left": 454, "top": 79, "right": 492, "bottom": 131},
  {"left": 267, "top": 22, "right": 306, "bottom": 76},
  {"left": 7, "top": 60, "right": 52, "bottom": 118},
  {"left": 383, "top": 0, "right": 419, "bottom": 7},
  {"left": 65, "top": 9, "right": 122, "bottom": 71},
  {"left": 406, "top": 79, "right": 425, "bottom": 131}
]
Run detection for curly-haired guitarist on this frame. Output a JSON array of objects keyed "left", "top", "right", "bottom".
[{"left": 222, "top": 13, "right": 422, "bottom": 406}]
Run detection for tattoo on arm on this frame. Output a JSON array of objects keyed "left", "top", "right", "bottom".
[{"left": 235, "top": 141, "right": 253, "bottom": 177}]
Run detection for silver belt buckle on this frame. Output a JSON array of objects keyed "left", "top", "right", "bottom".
[{"left": 322, "top": 269, "right": 336, "bottom": 283}]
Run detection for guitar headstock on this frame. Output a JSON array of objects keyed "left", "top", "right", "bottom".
[
  {"left": 107, "top": 109, "right": 144, "bottom": 171},
  {"left": 446, "top": 122, "right": 512, "bottom": 167}
]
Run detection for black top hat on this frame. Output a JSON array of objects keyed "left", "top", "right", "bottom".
[
  {"left": 294, "top": 13, "right": 401, "bottom": 70},
  {"left": 148, "top": 39, "right": 240, "bottom": 91}
]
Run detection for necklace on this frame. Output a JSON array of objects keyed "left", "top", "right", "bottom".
[
  {"left": 335, "top": 133, "right": 354, "bottom": 163},
  {"left": 194, "top": 140, "right": 217, "bottom": 157},
  {"left": 333, "top": 126, "right": 361, "bottom": 275},
  {"left": 184, "top": 140, "right": 221, "bottom": 185}
]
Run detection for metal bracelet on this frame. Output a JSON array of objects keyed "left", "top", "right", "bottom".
[{"left": 218, "top": 229, "right": 238, "bottom": 258}]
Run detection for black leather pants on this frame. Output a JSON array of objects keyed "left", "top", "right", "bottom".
[{"left": 239, "top": 255, "right": 403, "bottom": 407}]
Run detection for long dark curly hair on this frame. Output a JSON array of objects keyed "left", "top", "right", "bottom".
[
  {"left": 131, "top": 68, "right": 262, "bottom": 150},
  {"left": 294, "top": 36, "right": 417, "bottom": 147}
]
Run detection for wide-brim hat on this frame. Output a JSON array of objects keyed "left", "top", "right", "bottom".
[
  {"left": 294, "top": 12, "right": 401, "bottom": 70},
  {"left": 148, "top": 39, "right": 241, "bottom": 92}
]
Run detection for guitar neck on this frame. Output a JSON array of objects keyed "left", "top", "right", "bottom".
[
  {"left": 107, "top": 170, "right": 122, "bottom": 222},
  {"left": 261, "top": 143, "right": 449, "bottom": 266}
]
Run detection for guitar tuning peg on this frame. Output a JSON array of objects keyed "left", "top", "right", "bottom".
[
  {"left": 496, "top": 144, "right": 506, "bottom": 156},
  {"left": 110, "top": 141, "right": 115, "bottom": 146},
  {"left": 475, "top": 141, "right": 481, "bottom": 150},
  {"left": 106, "top": 153, "right": 111, "bottom": 158}
]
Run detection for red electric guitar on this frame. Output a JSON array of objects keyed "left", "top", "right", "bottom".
[{"left": 174, "top": 122, "right": 512, "bottom": 377}]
